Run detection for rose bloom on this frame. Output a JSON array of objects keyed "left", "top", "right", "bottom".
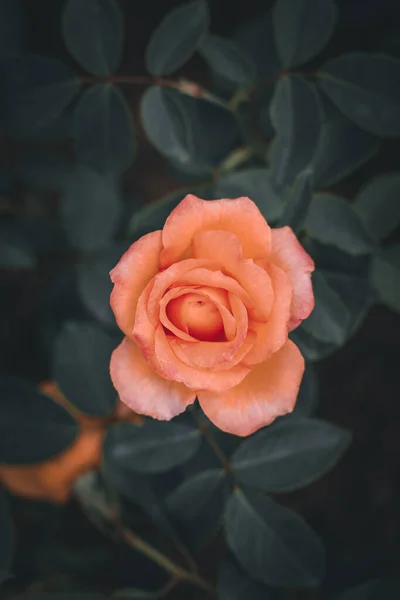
[{"left": 109, "top": 195, "right": 314, "bottom": 436}]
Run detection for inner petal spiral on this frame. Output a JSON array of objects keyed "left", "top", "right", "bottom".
[{"left": 166, "top": 292, "right": 225, "bottom": 341}]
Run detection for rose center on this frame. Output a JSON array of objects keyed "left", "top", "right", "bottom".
[{"left": 166, "top": 292, "right": 224, "bottom": 341}]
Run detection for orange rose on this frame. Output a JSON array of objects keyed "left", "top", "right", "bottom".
[{"left": 109, "top": 195, "right": 315, "bottom": 436}]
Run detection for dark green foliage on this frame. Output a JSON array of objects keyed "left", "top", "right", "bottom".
[
  {"left": 318, "top": 53, "right": 400, "bottom": 137},
  {"left": 199, "top": 34, "right": 258, "bottom": 86},
  {"left": 74, "top": 84, "right": 136, "bottom": 174},
  {"left": 62, "top": 0, "right": 123, "bottom": 76},
  {"left": 0, "top": 492, "right": 13, "bottom": 585},
  {"left": 273, "top": 0, "right": 336, "bottom": 68},
  {"left": 279, "top": 168, "right": 313, "bottom": 233},
  {"left": 370, "top": 244, "right": 400, "bottom": 314},
  {"left": 0, "top": 221, "right": 36, "bottom": 269},
  {"left": 53, "top": 320, "right": 119, "bottom": 417},
  {"left": 353, "top": 172, "right": 400, "bottom": 242},
  {"left": 60, "top": 166, "right": 121, "bottom": 253},
  {"left": 0, "top": 377, "right": 78, "bottom": 464},
  {"left": 336, "top": 579, "right": 400, "bottom": 600},
  {"left": 305, "top": 193, "right": 375, "bottom": 255},
  {"left": 269, "top": 75, "right": 322, "bottom": 188},
  {"left": 217, "top": 557, "right": 282, "bottom": 600},
  {"left": 231, "top": 417, "right": 351, "bottom": 492},
  {"left": 0, "top": 0, "right": 23, "bottom": 56},
  {"left": 224, "top": 490, "right": 325, "bottom": 588},
  {"left": 145, "top": 0, "right": 209, "bottom": 76},
  {"left": 104, "top": 421, "right": 202, "bottom": 474}
]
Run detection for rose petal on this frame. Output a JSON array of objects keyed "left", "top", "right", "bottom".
[
  {"left": 110, "top": 337, "right": 196, "bottom": 420},
  {"left": 160, "top": 286, "right": 236, "bottom": 342},
  {"left": 169, "top": 292, "right": 249, "bottom": 369},
  {"left": 193, "top": 230, "right": 274, "bottom": 320},
  {"left": 198, "top": 340, "right": 305, "bottom": 436},
  {"left": 160, "top": 195, "right": 271, "bottom": 267},
  {"left": 154, "top": 326, "right": 251, "bottom": 392},
  {"left": 110, "top": 231, "right": 162, "bottom": 338},
  {"left": 271, "top": 227, "right": 315, "bottom": 330},
  {"left": 242, "top": 263, "right": 293, "bottom": 366}
]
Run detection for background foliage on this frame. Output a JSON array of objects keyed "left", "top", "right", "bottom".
[{"left": 1, "top": 0, "right": 400, "bottom": 598}]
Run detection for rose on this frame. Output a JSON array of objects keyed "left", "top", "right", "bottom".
[{"left": 109, "top": 195, "right": 314, "bottom": 436}]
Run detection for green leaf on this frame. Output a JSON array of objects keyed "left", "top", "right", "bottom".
[
  {"left": 224, "top": 490, "right": 325, "bottom": 588},
  {"left": 141, "top": 86, "right": 238, "bottom": 175},
  {"left": 0, "top": 376, "right": 78, "bottom": 464},
  {"left": 145, "top": 0, "right": 209, "bottom": 76},
  {"left": 211, "top": 168, "right": 284, "bottom": 223},
  {"left": 353, "top": 173, "right": 400, "bottom": 242},
  {"left": 167, "top": 469, "right": 229, "bottom": 548},
  {"left": 53, "top": 321, "right": 118, "bottom": 418},
  {"left": 302, "top": 271, "right": 351, "bottom": 345},
  {"left": 318, "top": 53, "right": 400, "bottom": 137},
  {"left": 199, "top": 34, "right": 258, "bottom": 85},
  {"left": 234, "top": 10, "right": 282, "bottom": 80},
  {"left": 269, "top": 75, "right": 322, "bottom": 188},
  {"left": 336, "top": 579, "right": 400, "bottom": 600},
  {"left": 305, "top": 193, "right": 375, "bottom": 255},
  {"left": 279, "top": 168, "right": 313, "bottom": 233},
  {"left": 28, "top": 595, "right": 107, "bottom": 600},
  {"left": 286, "top": 363, "right": 319, "bottom": 419},
  {"left": 272, "top": 0, "right": 336, "bottom": 68},
  {"left": 311, "top": 109, "right": 380, "bottom": 187},
  {"left": 104, "top": 421, "right": 202, "bottom": 474},
  {"left": 77, "top": 244, "right": 126, "bottom": 329},
  {"left": 0, "top": 0, "right": 23, "bottom": 57},
  {"left": 62, "top": 0, "right": 123, "bottom": 76},
  {"left": 218, "top": 557, "right": 281, "bottom": 600},
  {"left": 0, "top": 492, "right": 13, "bottom": 585},
  {"left": 60, "top": 166, "right": 121, "bottom": 253},
  {"left": 370, "top": 245, "right": 400, "bottom": 314},
  {"left": 290, "top": 328, "right": 337, "bottom": 362},
  {"left": 0, "top": 222, "right": 36, "bottom": 269},
  {"left": 1, "top": 54, "right": 81, "bottom": 135},
  {"left": 232, "top": 417, "right": 350, "bottom": 493},
  {"left": 74, "top": 84, "right": 135, "bottom": 174}
]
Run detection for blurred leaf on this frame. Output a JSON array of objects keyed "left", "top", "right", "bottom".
[
  {"left": 370, "top": 245, "right": 400, "bottom": 314},
  {"left": 336, "top": 578, "right": 400, "bottom": 600},
  {"left": 233, "top": 10, "right": 282, "bottom": 79},
  {"left": 74, "top": 84, "right": 135, "bottom": 174},
  {"left": 0, "top": 0, "right": 23, "bottom": 56},
  {"left": 272, "top": 0, "right": 336, "bottom": 68},
  {"left": 311, "top": 109, "right": 380, "bottom": 187},
  {"left": 285, "top": 363, "right": 319, "bottom": 419},
  {"left": 318, "top": 53, "right": 400, "bottom": 137},
  {"left": 167, "top": 468, "right": 230, "bottom": 548},
  {"left": 269, "top": 75, "right": 322, "bottom": 188},
  {"left": 53, "top": 320, "right": 118, "bottom": 417},
  {"left": 60, "top": 166, "right": 121, "bottom": 253},
  {"left": 141, "top": 86, "right": 238, "bottom": 175},
  {"left": 0, "top": 376, "right": 78, "bottom": 464},
  {"left": 145, "top": 0, "right": 209, "bottom": 76},
  {"left": 62, "top": 0, "right": 123, "bottom": 76},
  {"left": 1, "top": 54, "right": 81, "bottom": 135},
  {"left": 232, "top": 417, "right": 350, "bottom": 493},
  {"left": 77, "top": 244, "right": 127, "bottom": 329},
  {"left": 28, "top": 595, "right": 106, "bottom": 600},
  {"left": 104, "top": 421, "right": 201, "bottom": 474},
  {"left": 199, "top": 33, "right": 258, "bottom": 85},
  {"left": 290, "top": 327, "right": 337, "bottom": 362},
  {"left": 18, "top": 154, "right": 72, "bottom": 191},
  {"left": 305, "top": 193, "right": 375, "bottom": 255},
  {"left": 279, "top": 168, "right": 313, "bottom": 233},
  {"left": 302, "top": 270, "right": 351, "bottom": 345},
  {"left": 353, "top": 173, "right": 400, "bottom": 242},
  {"left": 211, "top": 168, "right": 283, "bottom": 223},
  {"left": 0, "top": 221, "right": 36, "bottom": 269},
  {"left": 0, "top": 492, "right": 13, "bottom": 585},
  {"left": 218, "top": 557, "right": 281, "bottom": 600},
  {"left": 224, "top": 489, "right": 325, "bottom": 587}
]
